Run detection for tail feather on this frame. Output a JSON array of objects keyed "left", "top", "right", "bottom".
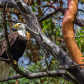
[{"left": 0, "top": 61, "right": 10, "bottom": 81}]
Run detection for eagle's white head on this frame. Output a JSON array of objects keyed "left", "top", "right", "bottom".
[{"left": 14, "top": 23, "right": 26, "bottom": 37}]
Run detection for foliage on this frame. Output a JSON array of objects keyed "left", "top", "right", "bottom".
[{"left": 75, "top": 27, "right": 84, "bottom": 53}]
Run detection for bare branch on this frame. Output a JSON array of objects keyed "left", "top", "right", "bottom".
[{"left": 0, "top": 70, "right": 78, "bottom": 83}]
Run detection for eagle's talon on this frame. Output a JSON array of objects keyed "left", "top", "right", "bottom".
[{"left": 14, "top": 60, "right": 18, "bottom": 65}]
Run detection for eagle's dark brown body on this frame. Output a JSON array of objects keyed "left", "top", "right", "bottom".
[
  {"left": 0, "top": 32, "right": 27, "bottom": 61},
  {"left": 0, "top": 23, "right": 27, "bottom": 81}
]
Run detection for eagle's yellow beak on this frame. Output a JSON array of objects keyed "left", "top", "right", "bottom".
[{"left": 14, "top": 24, "right": 19, "bottom": 28}]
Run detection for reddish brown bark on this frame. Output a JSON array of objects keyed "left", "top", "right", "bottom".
[
  {"left": 62, "top": 0, "right": 84, "bottom": 67},
  {"left": 26, "top": 31, "right": 40, "bottom": 64}
]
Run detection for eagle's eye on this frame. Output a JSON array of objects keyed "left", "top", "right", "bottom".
[{"left": 18, "top": 24, "right": 21, "bottom": 26}]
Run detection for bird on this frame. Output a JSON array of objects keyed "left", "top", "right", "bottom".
[{"left": 0, "top": 23, "right": 27, "bottom": 80}]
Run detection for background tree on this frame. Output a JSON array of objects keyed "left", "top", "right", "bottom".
[{"left": 0, "top": 0, "right": 84, "bottom": 84}]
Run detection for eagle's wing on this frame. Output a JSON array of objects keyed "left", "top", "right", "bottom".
[{"left": 0, "top": 32, "right": 19, "bottom": 56}]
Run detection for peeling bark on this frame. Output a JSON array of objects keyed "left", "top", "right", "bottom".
[{"left": 62, "top": 0, "right": 84, "bottom": 67}]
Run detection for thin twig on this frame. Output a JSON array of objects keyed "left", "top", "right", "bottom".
[
  {"left": 0, "top": 57, "right": 10, "bottom": 62},
  {"left": 6, "top": 13, "right": 19, "bottom": 22},
  {"left": 6, "top": 19, "right": 20, "bottom": 23}
]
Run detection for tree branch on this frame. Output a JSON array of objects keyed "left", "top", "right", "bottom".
[{"left": 0, "top": 70, "right": 77, "bottom": 83}]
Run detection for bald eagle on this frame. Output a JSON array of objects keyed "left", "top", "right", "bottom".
[{"left": 0, "top": 23, "right": 27, "bottom": 80}]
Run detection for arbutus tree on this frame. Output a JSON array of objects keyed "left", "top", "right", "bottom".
[{"left": 0, "top": 0, "right": 84, "bottom": 84}]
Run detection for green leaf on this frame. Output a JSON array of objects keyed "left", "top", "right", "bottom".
[
  {"left": 82, "top": 55, "right": 84, "bottom": 57},
  {"left": 82, "top": 59, "right": 84, "bottom": 62},
  {"left": 52, "top": 60, "right": 55, "bottom": 64},
  {"left": 43, "top": 81, "right": 48, "bottom": 84}
]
